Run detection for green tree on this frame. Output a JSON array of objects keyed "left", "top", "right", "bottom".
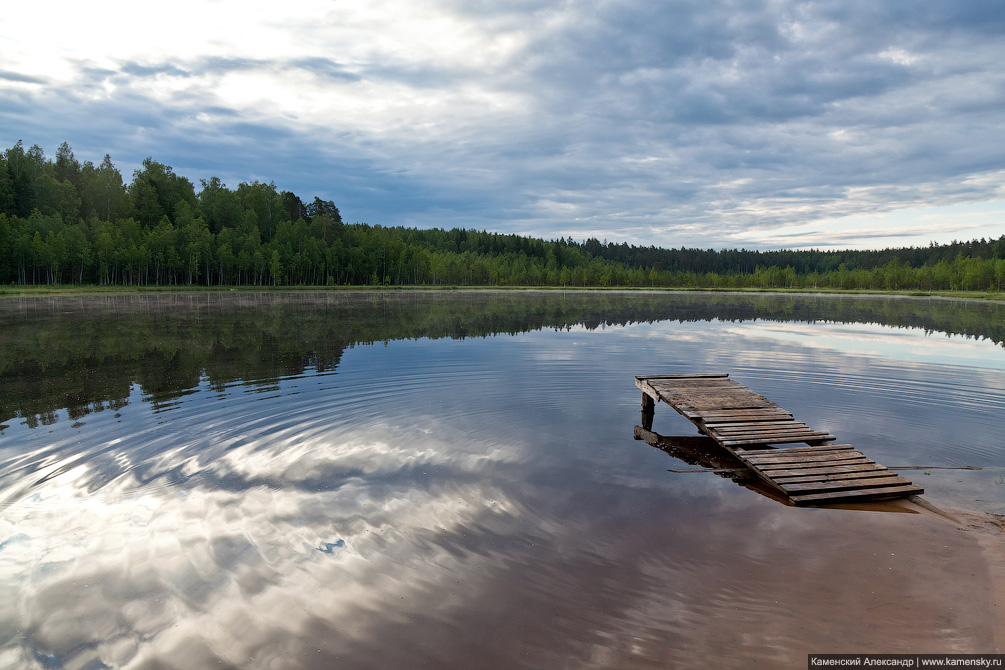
[
  {"left": 0, "top": 214, "right": 10, "bottom": 283},
  {"left": 176, "top": 201, "right": 213, "bottom": 285},
  {"left": 269, "top": 249, "right": 283, "bottom": 285},
  {"left": 132, "top": 179, "right": 164, "bottom": 228},
  {"left": 0, "top": 155, "right": 14, "bottom": 215},
  {"left": 81, "top": 155, "right": 130, "bottom": 222},
  {"left": 3, "top": 141, "right": 37, "bottom": 217},
  {"left": 33, "top": 174, "right": 81, "bottom": 222},
  {"left": 216, "top": 228, "right": 237, "bottom": 284},
  {"left": 238, "top": 181, "right": 283, "bottom": 240},
  {"left": 198, "top": 177, "right": 242, "bottom": 234},
  {"left": 280, "top": 191, "right": 307, "bottom": 229},
  {"left": 147, "top": 217, "right": 178, "bottom": 284},
  {"left": 63, "top": 224, "right": 91, "bottom": 283},
  {"left": 54, "top": 142, "right": 82, "bottom": 197},
  {"left": 307, "top": 196, "right": 341, "bottom": 226},
  {"left": 994, "top": 235, "right": 1005, "bottom": 260},
  {"left": 129, "top": 158, "right": 197, "bottom": 227},
  {"left": 91, "top": 221, "right": 117, "bottom": 284}
]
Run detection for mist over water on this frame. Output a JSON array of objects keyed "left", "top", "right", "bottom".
[{"left": 1, "top": 291, "right": 1003, "bottom": 668}]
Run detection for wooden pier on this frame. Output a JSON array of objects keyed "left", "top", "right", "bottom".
[{"left": 635, "top": 373, "right": 923, "bottom": 505}]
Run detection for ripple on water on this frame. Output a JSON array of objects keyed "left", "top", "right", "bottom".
[{"left": 1, "top": 301, "right": 1004, "bottom": 668}]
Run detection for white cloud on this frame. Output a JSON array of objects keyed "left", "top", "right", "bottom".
[{"left": 1, "top": 0, "right": 1003, "bottom": 248}]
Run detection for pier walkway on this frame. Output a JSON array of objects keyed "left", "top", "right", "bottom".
[{"left": 635, "top": 373, "right": 923, "bottom": 505}]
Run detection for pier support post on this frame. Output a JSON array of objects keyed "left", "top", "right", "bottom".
[{"left": 641, "top": 393, "right": 655, "bottom": 431}]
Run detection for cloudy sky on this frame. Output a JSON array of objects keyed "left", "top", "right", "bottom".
[{"left": 2, "top": 0, "right": 1003, "bottom": 250}]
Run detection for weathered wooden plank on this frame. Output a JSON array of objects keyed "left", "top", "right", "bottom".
[
  {"left": 647, "top": 387, "right": 743, "bottom": 397},
  {"left": 754, "top": 460, "right": 871, "bottom": 473},
  {"left": 736, "top": 444, "right": 853, "bottom": 456},
  {"left": 752, "top": 463, "right": 886, "bottom": 478},
  {"left": 771, "top": 469, "right": 901, "bottom": 484},
  {"left": 707, "top": 414, "right": 800, "bottom": 422},
  {"left": 709, "top": 422, "right": 808, "bottom": 432},
  {"left": 712, "top": 425, "right": 815, "bottom": 434},
  {"left": 755, "top": 462, "right": 872, "bottom": 472},
  {"left": 649, "top": 386, "right": 746, "bottom": 396},
  {"left": 654, "top": 388, "right": 745, "bottom": 396},
  {"left": 654, "top": 389, "right": 746, "bottom": 397},
  {"left": 634, "top": 380, "right": 664, "bottom": 406},
  {"left": 688, "top": 406, "right": 791, "bottom": 415},
  {"left": 721, "top": 434, "right": 835, "bottom": 446},
  {"left": 697, "top": 418, "right": 798, "bottom": 426},
  {"left": 755, "top": 461, "right": 873, "bottom": 475},
  {"left": 661, "top": 386, "right": 767, "bottom": 395},
  {"left": 635, "top": 378, "right": 659, "bottom": 392},
  {"left": 741, "top": 450, "right": 865, "bottom": 464},
  {"left": 682, "top": 403, "right": 780, "bottom": 413},
  {"left": 649, "top": 379, "right": 737, "bottom": 385},
  {"left": 744, "top": 446, "right": 862, "bottom": 458},
  {"left": 649, "top": 381, "right": 745, "bottom": 390},
  {"left": 720, "top": 434, "right": 835, "bottom": 447},
  {"left": 674, "top": 392, "right": 772, "bottom": 399},
  {"left": 704, "top": 421, "right": 810, "bottom": 430},
  {"left": 672, "top": 398, "right": 774, "bottom": 408},
  {"left": 636, "top": 373, "right": 730, "bottom": 380},
  {"left": 718, "top": 435, "right": 830, "bottom": 444},
  {"left": 779, "top": 475, "right": 912, "bottom": 493},
  {"left": 759, "top": 449, "right": 866, "bottom": 459},
  {"left": 727, "top": 429, "right": 834, "bottom": 437},
  {"left": 788, "top": 484, "right": 924, "bottom": 505},
  {"left": 657, "top": 380, "right": 751, "bottom": 386},
  {"left": 712, "top": 427, "right": 823, "bottom": 438},
  {"left": 707, "top": 423, "right": 808, "bottom": 435},
  {"left": 686, "top": 410, "right": 793, "bottom": 421},
  {"left": 673, "top": 392, "right": 768, "bottom": 398},
  {"left": 681, "top": 400, "right": 778, "bottom": 410},
  {"left": 748, "top": 458, "right": 871, "bottom": 471},
  {"left": 749, "top": 462, "right": 873, "bottom": 475},
  {"left": 718, "top": 433, "right": 817, "bottom": 442}
]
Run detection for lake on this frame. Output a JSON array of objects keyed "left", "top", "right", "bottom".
[{"left": 1, "top": 291, "right": 1003, "bottom": 669}]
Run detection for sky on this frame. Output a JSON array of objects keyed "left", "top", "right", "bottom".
[{"left": 1, "top": 0, "right": 1004, "bottom": 251}]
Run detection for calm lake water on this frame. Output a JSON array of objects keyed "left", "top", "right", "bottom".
[{"left": 1, "top": 291, "right": 1003, "bottom": 669}]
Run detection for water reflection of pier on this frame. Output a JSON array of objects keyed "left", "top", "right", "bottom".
[
  {"left": 635, "top": 373, "right": 924, "bottom": 506},
  {"left": 634, "top": 426, "right": 794, "bottom": 504}
]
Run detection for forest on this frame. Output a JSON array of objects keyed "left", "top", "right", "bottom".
[{"left": 2, "top": 140, "right": 1004, "bottom": 291}]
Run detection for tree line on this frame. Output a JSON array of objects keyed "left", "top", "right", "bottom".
[{"left": 2, "top": 140, "right": 1004, "bottom": 291}]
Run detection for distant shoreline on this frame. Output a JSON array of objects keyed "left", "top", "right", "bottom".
[{"left": 2, "top": 284, "right": 1003, "bottom": 302}]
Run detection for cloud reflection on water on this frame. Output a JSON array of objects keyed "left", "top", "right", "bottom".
[
  {"left": 1, "top": 377, "right": 997, "bottom": 668},
  {"left": 721, "top": 320, "right": 1005, "bottom": 370},
  {"left": 1, "top": 293, "right": 1004, "bottom": 668},
  {"left": 0, "top": 412, "right": 530, "bottom": 668}
]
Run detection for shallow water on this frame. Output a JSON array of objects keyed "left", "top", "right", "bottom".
[{"left": 0, "top": 291, "right": 1003, "bottom": 668}]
